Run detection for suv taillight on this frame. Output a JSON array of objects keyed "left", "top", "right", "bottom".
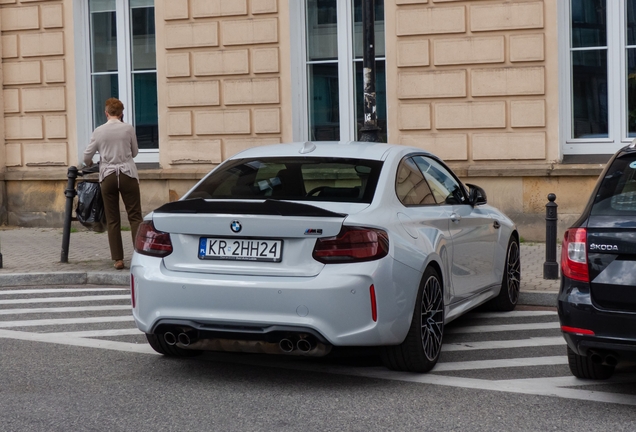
[
  {"left": 561, "top": 228, "right": 589, "bottom": 282},
  {"left": 313, "top": 226, "right": 389, "bottom": 263},
  {"left": 134, "top": 221, "right": 173, "bottom": 257}
]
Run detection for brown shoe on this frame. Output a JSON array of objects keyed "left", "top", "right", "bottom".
[{"left": 114, "top": 260, "right": 125, "bottom": 270}]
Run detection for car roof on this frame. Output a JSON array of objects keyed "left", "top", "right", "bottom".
[
  {"left": 616, "top": 141, "right": 636, "bottom": 158},
  {"left": 229, "top": 141, "right": 427, "bottom": 162}
]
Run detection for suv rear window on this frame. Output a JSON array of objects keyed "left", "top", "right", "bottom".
[
  {"left": 591, "top": 154, "right": 636, "bottom": 216},
  {"left": 186, "top": 157, "right": 383, "bottom": 204}
]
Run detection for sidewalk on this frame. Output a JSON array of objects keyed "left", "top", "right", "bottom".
[{"left": 0, "top": 227, "right": 560, "bottom": 305}]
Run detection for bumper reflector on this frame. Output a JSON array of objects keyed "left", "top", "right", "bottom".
[
  {"left": 370, "top": 285, "right": 377, "bottom": 322},
  {"left": 131, "top": 274, "right": 135, "bottom": 308},
  {"left": 561, "top": 325, "right": 594, "bottom": 336}
]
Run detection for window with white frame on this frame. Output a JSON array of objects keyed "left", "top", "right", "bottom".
[
  {"left": 292, "top": 0, "right": 387, "bottom": 143},
  {"left": 562, "top": 0, "right": 636, "bottom": 155},
  {"left": 86, "top": 0, "right": 158, "bottom": 159}
]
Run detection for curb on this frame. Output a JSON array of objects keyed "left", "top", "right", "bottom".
[
  {"left": 0, "top": 272, "right": 130, "bottom": 287},
  {"left": 519, "top": 290, "right": 558, "bottom": 307}
]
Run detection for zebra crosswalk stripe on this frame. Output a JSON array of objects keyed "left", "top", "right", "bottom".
[
  {"left": 0, "top": 315, "right": 134, "bottom": 328},
  {"left": 0, "top": 295, "right": 130, "bottom": 305},
  {"left": 0, "top": 305, "right": 130, "bottom": 315},
  {"left": 0, "top": 288, "right": 128, "bottom": 296},
  {"left": 446, "top": 322, "right": 560, "bottom": 334},
  {"left": 442, "top": 336, "right": 565, "bottom": 352},
  {"left": 46, "top": 328, "right": 142, "bottom": 338},
  {"left": 434, "top": 355, "right": 568, "bottom": 372}
]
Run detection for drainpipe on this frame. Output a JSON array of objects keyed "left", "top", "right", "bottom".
[{"left": 358, "top": 0, "right": 381, "bottom": 143}]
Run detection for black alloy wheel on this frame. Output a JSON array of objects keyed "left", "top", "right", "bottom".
[
  {"left": 487, "top": 236, "right": 521, "bottom": 311},
  {"left": 382, "top": 266, "right": 444, "bottom": 373},
  {"left": 421, "top": 272, "right": 444, "bottom": 361}
]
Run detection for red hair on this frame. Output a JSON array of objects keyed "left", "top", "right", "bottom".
[{"left": 105, "top": 98, "right": 124, "bottom": 117}]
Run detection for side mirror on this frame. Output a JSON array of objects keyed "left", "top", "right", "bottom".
[{"left": 467, "top": 183, "right": 487, "bottom": 206}]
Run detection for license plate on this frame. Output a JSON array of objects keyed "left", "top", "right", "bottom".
[{"left": 198, "top": 238, "right": 283, "bottom": 262}]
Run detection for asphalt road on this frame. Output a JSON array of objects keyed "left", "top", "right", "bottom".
[{"left": 1, "top": 285, "right": 635, "bottom": 432}]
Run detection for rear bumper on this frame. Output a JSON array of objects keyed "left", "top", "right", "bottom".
[
  {"left": 131, "top": 253, "right": 422, "bottom": 347},
  {"left": 558, "top": 276, "right": 636, "bottom": 361}
]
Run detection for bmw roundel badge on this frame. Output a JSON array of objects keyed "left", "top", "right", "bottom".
[{"left": 230, "top": 220, "right": 242, "bottom": 233}]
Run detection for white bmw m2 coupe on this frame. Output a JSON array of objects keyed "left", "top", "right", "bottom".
[{"left": 131, "top": 141, "right": 520, "bottom": 372}]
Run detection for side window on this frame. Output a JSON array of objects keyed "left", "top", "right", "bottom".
[
  {"left": 413, "top": 156, "right": 465, "bottom": 205},
  {"left": 396, "top": 158, "right": 435, "bottom": 206}
]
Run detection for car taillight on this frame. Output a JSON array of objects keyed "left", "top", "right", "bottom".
[
  {"left": 134, "top": 220, "right": 173, "bottom": 257},
  {"left": 561, "top": 228, "right": 589, "bottom": 282},
  {"left": 312, "top": 226, "right": 389, "bottom": 263}
]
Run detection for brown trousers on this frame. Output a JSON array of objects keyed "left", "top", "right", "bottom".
[{"left": 101, "top": 173, "right": 143, "bottom": 261}]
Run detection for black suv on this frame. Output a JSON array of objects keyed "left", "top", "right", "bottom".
[{"left": 558, "top": 142, "right": 636, "bottom": 379}]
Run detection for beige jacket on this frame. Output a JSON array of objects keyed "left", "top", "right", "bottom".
[{"left": 84, "top": 119, "right": 139, "bottom": 183}]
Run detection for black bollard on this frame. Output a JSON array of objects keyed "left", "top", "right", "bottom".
[
  {"left": 61, "top": 166, "right": 80, "bottom": 263},
  {"left": 543, "top": 193, "right": 559, "bottom": 279}
]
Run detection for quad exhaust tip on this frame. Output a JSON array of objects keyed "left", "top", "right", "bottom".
[
  {"left": 178, "top": 333, "right": 191, "bottom": 347},
  {"left": 279, "top": 338, "right": 294, "bottom": 353},
  {"left": 279, "top": 337, "right": 316, "bottom": 353},
  {"left": 297, "top": 338, "right": 313, "bottom": 353},
  {"left": 164, "top": 332, "right": 177, "bottom": 346},
  {"left": 164, "top": 330, "right": 196, "bottom": 347}
]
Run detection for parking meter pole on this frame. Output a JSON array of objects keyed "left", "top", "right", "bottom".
[
  {"left": 61, "top": 166, "right": 80, "bottom": 263},
  {"left": 544, "top": 193, "right": 559, "bottom": 279}
]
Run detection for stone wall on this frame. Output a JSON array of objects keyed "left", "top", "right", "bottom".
[
  {"left": 156, "top": 0, "right": 290, "bottom": 173},
  {"left": 384, "top": 0, "right": 581, "bottom": 240},
  {"left": 1, "top": 0, "right": 71, "bottom": 170},
  {"left": 385, "top": 0, "right": 558, "bottom": 164}
]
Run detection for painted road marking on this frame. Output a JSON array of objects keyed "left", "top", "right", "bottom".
[
  {"left": 0, "top": 315, "right": 134, "bottom": 328},
  {"left": 1, "top": 290, "right": 634, "bottom": 407},
  {"left": 434, "top": 355, "right": 567, "bottom": 372},
  {"left": 0, "top": 305, "right": 130, "bottom": 316},
  {"left": 446, "top": 322, "right": 560, "bottom": 334},
  {"left": 469, "top": 310, "right": 557, "bottom": 319},
  {"left": 0, "top": 288, "right": 127, "bottom": 296},
  {"left": 0, "top": 329, "right": 156, "bottom": 355},
  {"left": 442, "top": 336, "right": 565, "bottom": 352},
  {"left": 2, "top": 329, "right": 633, "bottom": 407},
  {"left": 46, "top": 328, "right": 142, "bottom": 338},
  {"left": 0, "top": 295, "right": 130, "bottom": 305},
  {"left": 192, "top": 354, "right": 636, "bottom": 407}
]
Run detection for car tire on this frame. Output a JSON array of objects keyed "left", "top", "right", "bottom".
[
  {"left": 145, "top": 333, "right": 203, "bottom": 357},
  {"left": 381, "top": 266, "right": 444, "bottom": 373},
  {"left": 567, "top": 346, "right": 614, "bottom": 380},
  {"left": 486, "top": 236, "right": 521, "bottom": 312}
]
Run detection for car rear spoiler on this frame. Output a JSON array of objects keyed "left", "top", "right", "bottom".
[{"left": 153, "top": 198, "right": 347, "bottom": 218}]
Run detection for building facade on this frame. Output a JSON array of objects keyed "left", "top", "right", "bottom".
[{"left": 0, "top": 0, "right": 623, "bottom": 240}]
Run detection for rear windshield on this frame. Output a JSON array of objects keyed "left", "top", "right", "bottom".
[
  {"left": 591, "top": 154, "right": 636, "bottom": 216},
  {"left": 186, "top": 157, "right": 383, "bottom": 203}
]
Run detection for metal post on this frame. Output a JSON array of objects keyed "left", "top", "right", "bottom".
[
  {"left": 544, "top": 193, "right": 559, "bottom": 279},
  {"left": 358, "top": 0, "right": 381, "bottom": 143},
  {"left": 61, "top": 166, "right": 80, "bottom": 263}
]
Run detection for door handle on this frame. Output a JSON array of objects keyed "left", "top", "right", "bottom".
[
  {"left": 450, "top": 212, "right": 461, "bottom": 223},
  {"left": 493, "top": 220, "right": 501, "bottom": 229}
]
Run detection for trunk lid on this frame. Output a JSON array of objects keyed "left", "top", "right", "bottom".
[
  {"left": 586, "top": 218, "right": 636, "bottom": 312},
  {"left": 152, "top": 199, "right": 350, "bottom": 277},
  {"left": 584, "top": 149, "right": 636, "bottom": 312}
]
